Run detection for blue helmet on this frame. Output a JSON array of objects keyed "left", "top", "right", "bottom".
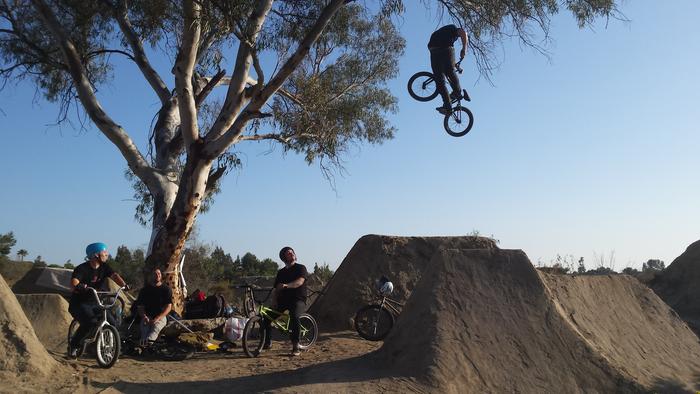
[{"left": 85, "top": 242, "right": 108, "bottom": 258}]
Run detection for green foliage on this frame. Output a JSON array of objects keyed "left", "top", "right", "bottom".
[
  {"left": 16, "top": 249, "right": 28, "bottom": 261},
  {"left": 642, "top": 259, "right": 665, "bottom": 272},
  {"left": 33, "top": 255, "right": 46, "bottom": 267},
  {"left": 64, "top": 262, "right": 75, "bottom": 269},
  {"left": 313, "top": 262, "right": 334, "bottom": 283},
  {"left": 109, "top": 245, "right": 146, "bottom": 289},
  {"left": 0, "top": 231, "right": 16, "bottom": 256}
]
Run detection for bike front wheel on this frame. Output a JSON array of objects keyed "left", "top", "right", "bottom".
[
  {"left": 242, "top": 315, "right": 267, "bottom": 358},
  {"left": 354, "top": 305, "right": 394, "bottom": 341},
  {"left": 408, "top": 72, "right": 439, "bottom": 102},
  {"left": 443, "top": 106, "right": 474, "bottom": 137},
  {"left": 96, "top": 325, "right": 121, "bottom": 368},
  {"left": 297, "top": 313, "right": 318, "bottom": 350}
]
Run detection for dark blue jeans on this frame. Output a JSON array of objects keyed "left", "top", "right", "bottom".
[{"left": 68, "top": 300, "right": 117, "bottom": 348}]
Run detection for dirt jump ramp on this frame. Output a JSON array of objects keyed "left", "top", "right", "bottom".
[
  {"left": 309, "top": 234, "right": 498, "bottom": 331},
  {"left": 0, "top": 274, "right": 61, "bottom": 386},
  {"left": 378, "top": 248, "right": 700, "bottom": 393},
  {"left": 16, "top": 293, "right": 73, "bottom": 352}
]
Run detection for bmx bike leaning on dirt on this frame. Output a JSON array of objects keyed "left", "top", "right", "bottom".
[
  {"left": 407, "top": 59, "right": 474, "bottom": 137},
  {"left": 240, "top": 286, "right": 318, "bottom": 357},
  {"left": 354, "top": 277, "right": 403, "bottom": 341},
  {"left": 67, "top": 286, "right": 126, "bottom": 368}
]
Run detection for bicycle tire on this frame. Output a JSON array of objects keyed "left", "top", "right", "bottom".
[
  {"left": 67, "top": 319, "right": 80, "bottom": 356},
  {"left": 96, "top": 325, "right": 121, "bottom": 368},
  {"left": 408, "top": 71, "right": 439, "bottom": 102},
  {"left": 242, "top": 315, "right": 267, "bottom": 358},
  {"left": 243, "top": 298, "right": 256, "bottom": 318},
  {"left": 157, "top": 341, "right": 195, "bottom": 361},
  {"left": 443, "top": 106, "right": 474, "bottom": 137},
  {"left": 297, "top": 313, "right": 318, "bottom": 350},
  {"left": 354, "top": 305, "right": 394, "bottom": 341}
]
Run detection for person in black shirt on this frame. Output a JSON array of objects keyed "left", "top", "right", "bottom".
[
  {"left": 263, "top": 246, "right": 308, "bottom": 356},
  {"left": 68, "top": 242, "right": 128, "bottom": 357},
  {"left": 133, "top": 268, "right": 173, "bottom": 345},
  {"left": 428, "top": 24, "right": 469, "bottom": 114}
]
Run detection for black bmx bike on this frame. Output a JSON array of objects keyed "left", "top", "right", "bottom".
[
  {"left": 354, "top": 278, "right": 403, "bottom": 341},
  {"left": 407, "top": 59, "right": 474, "bottom": 137}
]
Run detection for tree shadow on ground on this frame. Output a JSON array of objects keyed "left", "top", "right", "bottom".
[{"left": 96, "top": 352, "right": 419, "bottom": 393}]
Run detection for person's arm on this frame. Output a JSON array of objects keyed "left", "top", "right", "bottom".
[
  {"left": 110, "top": 272, "right": 127, "bottom": 288},
  {"left": 458, "top": 28, "right": 468, "bottom": 59},
  {"left": 152, "top": 303, "right": 172, "bottom": 324},
  {"left": 281, "top": 276, "right": 305, "bottom": 289}
]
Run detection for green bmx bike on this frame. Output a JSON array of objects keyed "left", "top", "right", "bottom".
[{"left": 239, "top": 286, "right": 318, "bottom": 358}]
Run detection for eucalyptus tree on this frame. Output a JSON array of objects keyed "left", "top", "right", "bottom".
[{"left": 0, "top": 0, "right": 621, "bottom": 311}]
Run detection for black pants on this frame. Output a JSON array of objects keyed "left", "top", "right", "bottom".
[
  {"left": 430, "top": 47, "right": 462, "bottom": 108},
  {"left": 68, "top": 300, "right": 100, "bottom": 348},
  {"left": 68, "top": 300, "right": 117, "bottom": 348},
  {"left": 264, "top": 299, "right": 306, "bottom": 346}
]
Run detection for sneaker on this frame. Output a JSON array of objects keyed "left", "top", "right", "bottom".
[
  {"left": 436, "top": 106, "right": 451, "bottom": 115},
  {"left": 262, "top": 343, "right": 272, "bottom": 350},
  {"left": 450, "top": 91, "right": 462, "bottom": 101},
  {"left": 291, "top": 348, "right": 301, "bottom": 357},
  {"left": 68, "top": 346, "right": 79, "bottom": 359}
]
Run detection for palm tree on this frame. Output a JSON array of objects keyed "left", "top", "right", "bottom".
[{"left": 17, "top": 249, "right": 28, "bottom": 261}]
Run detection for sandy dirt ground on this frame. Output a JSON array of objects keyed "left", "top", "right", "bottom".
[{"left": 46, "top": 332, "right": 423, "bottom": 394}]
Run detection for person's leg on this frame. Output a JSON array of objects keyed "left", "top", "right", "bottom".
[
  {"left": 262, "top": 315, "right": 272, "bottom": 349},
  {"left": 139, "top": 319, "right": 150, "bottom": 346},
  {"left": 430, "top": 49, "right": 451, "bottom": 110},
  {"left": 146, "top": 317, "right": 168, "bottom": 342},
  {"left": 443, "top": 48, "right": 462, "bottom": 99},
  {"left": 289, "top": 300, "right": 306, "bottom": 354},
  {"left": 69, "top": 302, "right": 98, "bottom": 349}
]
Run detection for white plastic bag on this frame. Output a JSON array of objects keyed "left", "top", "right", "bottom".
[{"left": 224, "top": 317, "right": 248, "bottom": 341}]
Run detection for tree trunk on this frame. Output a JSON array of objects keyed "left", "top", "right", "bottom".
[{"left": 145, "top": 146, "right": 212, "bottom": 315}]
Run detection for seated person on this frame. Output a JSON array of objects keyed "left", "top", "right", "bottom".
[{"left": 133, "top": 268, "right": 172, "bottom": 345}]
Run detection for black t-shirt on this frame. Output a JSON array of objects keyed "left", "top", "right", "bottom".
[
  {"left": 274, "top": 263, "right": 308, "bottom": 303},
  {"left": 70, "top": 261, "right": 115, "bottom": 303},
  {"left": 134, "top": 284, "right": 173, "bottom": 318},
  {"left": 428, "top": 24, "right": 460, "bottom": 48}
]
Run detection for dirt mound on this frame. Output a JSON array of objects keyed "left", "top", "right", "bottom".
[
  {"left": 650, "top": 239, "right": 700, "bottom": 335},
  {"left": 16, "top": 294, "right": 73, "bottom": 352},
  {"left": 0, "top": 274, "right": 60, "bottom": 383},
  {"left": 12, "top": 266, "right": 72, "bottom": 296},
  {"left": 541, "top": 272, "right": 700, "bottom": 390},
  {"left": 309, "top": 234, "right": 497, "bottom": 331},
  {"left": 379, "top": 248, "right": 700, "bottom": 392}
]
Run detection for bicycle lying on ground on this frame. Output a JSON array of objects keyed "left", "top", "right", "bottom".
[
  {"left": 354, "top": 278, "right": 403, "bottom": 341},
  {"left": 407, "top": 59, "right": 474, "bottom": 137},
  {"left": 67, "top": 286, "right": 126, "bottom": 368},
  {"left": 120, "top": 313, "right": 196, "bottom": 362},
  {"left": 239, "top": 286, "right": 318, "bottom": 357}
]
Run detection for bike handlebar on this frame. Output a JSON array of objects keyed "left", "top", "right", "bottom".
[
  {"left": 86, "top": 286, "right": 126, "bottom": 309},
  {"left": 455, "top": 59, "right": 464, "bottom": 74}
]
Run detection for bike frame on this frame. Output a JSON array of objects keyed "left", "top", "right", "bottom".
[
  {"left": 81, "top": 287, "right": 124, "bottom": 346},
  {"left": 378, "top": 295, "right": 403, "bottom": 316}
]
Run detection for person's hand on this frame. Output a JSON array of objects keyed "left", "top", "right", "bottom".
[
  {"left": 143, "top": 316, "right": 150, "bottom": 325},
  {"left": 460, "top": 48, "right": 466, "bottom": 60},
  {"left": 276, "top": 283, "right": 286, "bottom": 291},
  {"left": 151, "top": 316, "right": 162, "bottom": 325},
  {"left": 76, "top": 283, "right": 88, "bottom": 292}
]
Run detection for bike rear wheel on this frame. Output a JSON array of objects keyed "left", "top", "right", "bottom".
[
  {"left": 297, "top": 313, "right": 318, "bottom": 350},
  {"left": 96, "top": 325, "right": 121, "bottom": 368},
  {"left": 443, "top": 106, "right": 474, "bottom": 137},
  {"left": 242, "top": 315, "right": 267, "bottom": 358},
  {"left": 354, "top": 305, "right": 394, "bottom": 341},
  {"left": 408, "top": 71, "right": 439, "bottom": 102}
]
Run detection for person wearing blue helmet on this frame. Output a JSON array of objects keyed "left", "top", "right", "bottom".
[{"left": 68, "top": 242, "right": 129, "bottom": 358}]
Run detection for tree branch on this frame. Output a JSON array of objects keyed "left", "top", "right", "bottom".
[
  {"left": 195, "top": 68, "right": 225, "bottom": 107},
  {"left": 202, "top": 0, "right": 273, "bottom": 146},
  {"left": 174, "top": 0, "right": 202, "bottom": 150},
  {"left": 206, "top": 0, "right": 347, "bottom": 158},
  {"left": 106, "top": 0, "right": 172, "bottom": 104},
  {"left": 30, "top": 0, "right": 160, "bottom": 188}
]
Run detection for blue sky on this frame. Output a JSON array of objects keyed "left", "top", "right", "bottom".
[{"left": 1, "top": 1, "right": 698, "bottom": 271}]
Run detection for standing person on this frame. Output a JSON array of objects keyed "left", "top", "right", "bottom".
[
  {"left": 263, "top": 246, "right": 308, "bottom": 356},
  {"left": 133, "top": 268, "right": 172, "bottom": 346},
  {"left": 68, "top": 242, "right": 128, "bottom": 357},
  {"left": 428, "top": 24, "right": 469, "bottom": 114}
]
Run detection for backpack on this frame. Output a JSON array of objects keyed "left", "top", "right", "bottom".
[{"left": 184, "top": 294, "right": 226, "bottom": 319}]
